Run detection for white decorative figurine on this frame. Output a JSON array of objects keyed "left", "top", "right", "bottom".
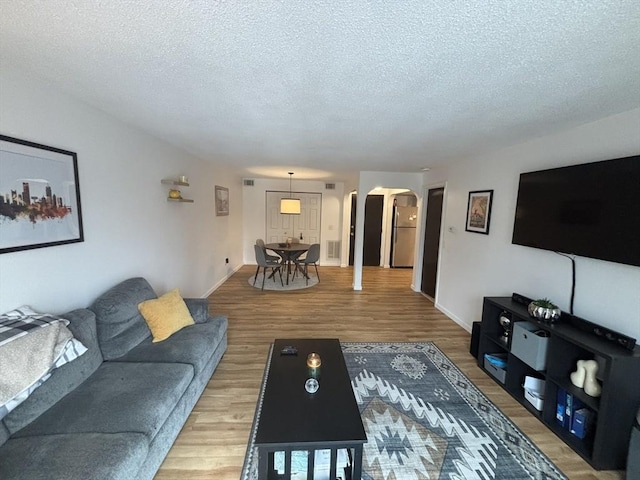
[
  {"left": 582, "top": 359, "right": 602, "bottom": 397},
  {"left": 570, "top": 359, "right": 601, "bottom": 397},
  {"left": 570, "top": 359, "right": 587, "bottom": 388}
]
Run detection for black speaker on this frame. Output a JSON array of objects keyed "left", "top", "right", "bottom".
[{"left": 470, "top": 321, "right": 481, "bottom": 358}]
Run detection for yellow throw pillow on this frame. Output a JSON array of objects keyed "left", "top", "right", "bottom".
[{"left": 138, "top": 288, "right": 195, "bottom": 342}]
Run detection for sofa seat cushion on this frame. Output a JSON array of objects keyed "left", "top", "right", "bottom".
[
  {"left": 13, "top": 362, "right": 193, "bottom": 441},
  {"left": 0, "top": 432, "right": 148, "bottom": 480},
  {"left": 112, "top": 316, "right": 228, "bottom": 376}
]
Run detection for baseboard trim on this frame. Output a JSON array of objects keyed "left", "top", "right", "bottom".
[
  {"left": 435, "top": 302, "right": 472, "bottom": 333},
  {"left": 201, "top": 264, "right": 243, "bottom": 298}
]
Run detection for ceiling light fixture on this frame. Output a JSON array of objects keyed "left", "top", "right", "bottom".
[{"left": 280, "top": 172, "right": 301, "bottom": 215}]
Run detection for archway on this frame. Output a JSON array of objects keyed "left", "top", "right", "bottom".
[{"left": 347, "top": 172, "right": 426, "bottom": 292}]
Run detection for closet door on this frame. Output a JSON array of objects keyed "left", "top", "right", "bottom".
[
  {"left": 265, "top": 191, "right": 322, "bottom": 244},
  {"left": 421, "top": 187, "right": 444, "bottom": 298}
]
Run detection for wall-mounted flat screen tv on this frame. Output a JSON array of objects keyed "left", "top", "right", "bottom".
[{"left": 512, "top": 155, "right": 640, "bottom": 267}]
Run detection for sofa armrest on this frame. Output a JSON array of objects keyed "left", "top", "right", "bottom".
[{"left": 184, "top": 298, "right": 209, "bottom": 323}]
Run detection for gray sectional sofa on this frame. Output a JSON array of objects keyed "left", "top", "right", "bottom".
[{"left": 0, "top": 277, "right": 228, "bottom": 480}]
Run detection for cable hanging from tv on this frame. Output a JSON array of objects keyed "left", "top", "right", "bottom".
[{"left": 555, "top": 252, "right": 575, "bottom": 315}]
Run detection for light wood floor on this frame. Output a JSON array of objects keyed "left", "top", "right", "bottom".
[{"left": 154, "top": 266, "right": 623, "bottom": 480}]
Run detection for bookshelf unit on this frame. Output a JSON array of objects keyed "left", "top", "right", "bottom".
[{"left": 477, "top": 296, "right": 640, "bottom": 470}]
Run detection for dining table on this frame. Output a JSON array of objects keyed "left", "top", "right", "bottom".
[{"left": 265, "top": 242, "right": 310, "bottom": 285}]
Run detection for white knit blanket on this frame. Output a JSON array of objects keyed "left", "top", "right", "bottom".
[
  {"left": 0, "top": 321, "right": 73, "bottom": 406},
  {"left": 0, "top": 307, "right": 87, "bottom": 419}
]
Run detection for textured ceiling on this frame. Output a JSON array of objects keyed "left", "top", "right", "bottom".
[{"left": 1, "top": 1, "right": 639, "bottom": 182}]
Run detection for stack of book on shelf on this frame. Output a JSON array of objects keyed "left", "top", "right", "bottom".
[{"left": 556, "top": 387, "right": 594, "bottom": 439}]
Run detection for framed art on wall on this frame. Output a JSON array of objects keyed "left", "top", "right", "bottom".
[
  {"left": 0, "top": 135, "right": 84, "bottom": 254},
  {"left": 465, "top": 189, "right": 493, "bottom": 234},
  {"left": 215, "top": 185, "right": 229, "bottom": 216}
]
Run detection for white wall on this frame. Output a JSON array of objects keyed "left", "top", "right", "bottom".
[
  {"left": 0, "top": 65, "right": 244, "bottom": 314},
  {"left": 242, "top": 178, "right": 344, "bottom": 265},
  {"left": 428, "top": 108, "right": 640, "bottom": 340}
]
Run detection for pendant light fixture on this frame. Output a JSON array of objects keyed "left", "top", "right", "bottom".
[{"left": 280, "top": 172, "right": 301, "bottom": 214}]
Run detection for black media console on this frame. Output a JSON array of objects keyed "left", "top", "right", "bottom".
[{"left": 477, "top": 296, "right": 640, "bottom": 470}]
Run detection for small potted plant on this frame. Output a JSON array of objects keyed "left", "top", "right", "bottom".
[{"left": 528, "top": 298, "right": 561, "bottom": 322}]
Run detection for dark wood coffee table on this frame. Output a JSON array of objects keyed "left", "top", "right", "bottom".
[{"left": 255, "top": 339, "right": 367, "bottom": 480}]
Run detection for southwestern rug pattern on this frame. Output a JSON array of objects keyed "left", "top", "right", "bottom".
[{"left": 241, "top": 342, "right": 567, "bottom": 480}]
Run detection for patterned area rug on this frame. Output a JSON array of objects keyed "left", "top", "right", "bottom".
[
  {"left": 248, "top": 272, "right": 318, "bottom": 291},
  {"left": 241, "top": 342, "right": 567, "bottom": 480}
]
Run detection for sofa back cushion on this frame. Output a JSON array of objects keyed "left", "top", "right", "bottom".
[
  {"left": 89, "top": 277, "right": 156, "bottom": 360},
  {"left": 3, "top": 308, "right": 103, "bottom": 435}
]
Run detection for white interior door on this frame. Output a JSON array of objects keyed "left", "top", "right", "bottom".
[{"left": 266, "top": 191, "right": 322, "bottom": 244}]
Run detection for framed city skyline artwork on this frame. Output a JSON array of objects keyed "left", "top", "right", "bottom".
[
  {"left": 0, "top": 135, "right": 84, "bottom": 254},
  {"left": 465, "top": 189, "right": 493, "bottom": 235}
]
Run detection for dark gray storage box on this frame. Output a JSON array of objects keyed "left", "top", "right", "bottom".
[
  {"left": 511, "top": 321, "right": 549, "bottom": 371},
  {"left": 484, "top": 356, "right": 507, "bottom": 384}
]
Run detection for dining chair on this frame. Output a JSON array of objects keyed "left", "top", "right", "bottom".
[
  {"left": 254, "top": 244, "right": 283, "bottom": 290},
  {"left": 298, "top": 243, "right": 320, "bottom": 285},
  {"left": 256, "top": 238, "right": 281, "bottom": 262}
]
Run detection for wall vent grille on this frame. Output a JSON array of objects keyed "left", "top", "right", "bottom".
[
  {"left": 326, "top": 240, "right": 341, "bottom": 259},
  {"left": 325, "top": 183, "right": 336, "bottom": 190},
  {"left": 243, "top": 179, "right": 255, "bottom": 186}
]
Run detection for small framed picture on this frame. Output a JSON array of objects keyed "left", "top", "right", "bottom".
[
  {"left": 0, "top": 135, "right": 84, "bottom": 253},
  {"left": 215, "top": 185, "right": 229, "bottom": 216},
  {"left": 465, "top": 190, "right": 493, "bottom": 234}
]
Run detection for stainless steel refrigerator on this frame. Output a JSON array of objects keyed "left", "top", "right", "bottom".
[{"left": 391, "top": 206, "right": 418, "bottom": 267}]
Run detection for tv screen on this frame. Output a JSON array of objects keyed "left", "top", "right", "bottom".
[{"left": 512, "top": 155, "right": 640, "bottom": 267}]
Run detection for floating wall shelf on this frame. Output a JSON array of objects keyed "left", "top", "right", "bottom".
[
  {"left": 161, "top": 179, "right": 189, "bottom": 187},
  {"left": 161, "top": 178, "right": 193, "bottom": 203}
]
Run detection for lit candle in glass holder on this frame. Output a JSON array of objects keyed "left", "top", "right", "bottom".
[{"left": 307, "top": 352, "right": 321, "bottom": 379}]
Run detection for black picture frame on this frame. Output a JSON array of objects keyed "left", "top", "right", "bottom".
[
  {"left": 0, "top": 135, "right": 84, "bottom": 254},
  {"left": 465, "top": 189, "right": 493, "bottom": 235}
]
